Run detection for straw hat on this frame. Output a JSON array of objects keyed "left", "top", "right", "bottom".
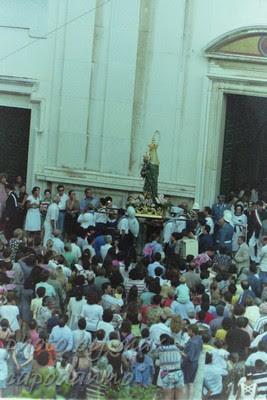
[
  {"left": 107, "top": 340, "right": 123, "bottom": 353},
  {"left": 223, "top": 210, "right": 232, "bottom": 223}
]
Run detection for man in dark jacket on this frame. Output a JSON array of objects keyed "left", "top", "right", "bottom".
[{"left": 3, "top": 183, "right": 19, "bottom": 240}]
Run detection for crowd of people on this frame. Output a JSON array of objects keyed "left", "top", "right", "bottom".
[{"left": 0, "top": 176, "right": 266, "bottom": 399}]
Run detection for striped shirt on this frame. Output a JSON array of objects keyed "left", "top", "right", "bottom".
[
  {"left": 158, "top": 345, "right": 182, "bottom": 371},
  {"left": 124, "top": 278, "right": 146, "bottom": 296},
  {"left": 254, "top": 316, "right": 267, "bottom": 334},
  {"left": 251, "top": 371, "right": 267, "bottom": 398}
]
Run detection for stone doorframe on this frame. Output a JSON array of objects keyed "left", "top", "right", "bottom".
[
  {"left": 0, "top": 75, "right": 44, "bottom": 189},
  {"left": 195, "top": 26, "right": 267, "bottom": 207}
]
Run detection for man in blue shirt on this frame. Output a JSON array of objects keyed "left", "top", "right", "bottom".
[
  {"left": 80, "top": 187, "right": 99, "bottom": 212},
  {"left": 216, "top": 211, "right": 234, "bottom": 252},
  {"left": 49, "top": 315, "right": 73, "bottom": 353}
]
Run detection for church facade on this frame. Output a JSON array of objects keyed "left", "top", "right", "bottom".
[{"left": 0, "top": 0, "right": 267, "bottom": 206}]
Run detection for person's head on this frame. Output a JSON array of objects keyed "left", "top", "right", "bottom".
[
  {"left": 87, "top": 292, "right": 99, "bottom": 305},
  {"left": 217, "top": 194, "right": 225, "bottom": 204},
  {"left": 28, "top": 320, "right": 37, "bottom": 330},
  {"left": 202, "top": 333, "right": 211, "bottom": 344},
  {"left": 262, "top": 236, "right": 267, "bottom": 246},
  {"left": 233, "top": 303, "right": 245, "bottom": 317},
  {"left": 237, "top": 235, "right": 246, "bottom": 246},
  {"left": 84, "top": 187, "right": 93, "bottom": 199},
  {"left": 105, "top": 235, "right": 112, "bottom": 245},
  {"left": 15, "top": 175, "right": 23, "bottom": 185},
  {"left": 53, "top": 195, "right": 60, "bottom": 204},
  {"left": 222, "top": 317, "right": 233, "bottom": 331},
  {"left": 155, "top": 266, "right": 163, "bottom": 277},
  {"left": 141, "top": 328, "right": 149, "bottom": 339},
  {"left": 78, "top": 317, "right": 87, "bottom": 330},
  {"left": 255, "top": 359, "right": 266, "bottom": 372},
  {"left": 170, "top": 315, "right": 182, "bottom": 334},
  {"left": 57, "top": 184, "right": 65, "bottom": 195},
  {"left": 36, "top": 286, "right": 46, "bottom": 299},
  {"left": 245, "top": 296, "right": 254, "bottom": 307},
  {"left": 198, "top": 310, "right": 206, "bottom": 322},
  {"left": 187, "top": 324, "right": 199, "bottom": 337},
  {"left": 75, "top": 287, "right": 84, "bottom": 301},
  {"left": 19, "top": 184, "right": 26, "bottom": 194},
  {"left": 6, "top": 292, "right": 16, "bottom": 304},
  {"left": 68, "top": 190, "right": 76, "bottom": 200},
  {"left": 236, "top": 316, "right": 249, "bottom": 329},
  {"left": 44, "top": 189, "right": 51, "bottom": 199},
  {"left": 0, "top": 319, "right": 9, "bottom": 331},
  {"left": 70, "top": 234, "right": 77, "bottom": 244},
  {"left": 216, "top": 305, "right": 225, "bottom": 317},
  {"left": 234, "top": 204, "right": 244, "bottom": 215},
  {"left": 40, "top": 270, "right": 50, "bottom": 282},
  {"left": 5, "top": 183, "right": 14, "bottom": 194},
  {"left": 203, "top": 206, "right": 212, "bottom": 216},
  {"left": 58, "top": 315, "right": 68, "bottom": 327},
  {"left": 160, "top": 334, "right": 172, "bottom": 346},
  {"left": 127, "top": 285, "right": 138, "bottom": 302},
  {"left": 99, "top": 197, "right": 106, "bottom": 207},
  {"left": 256, "top": 200, "right": 264, "bottom": 212},
  {"left": 102, "top": 309, "right": 113, "bottom": 323},
  {"left": 205, "top": 352, "right": 213, "bottom": 364},
  {"left": 120, "top": 320, "right": 132, "bottom": 336},
  {"left": 96, "top": 329, "right": 105, "bottom": 341},
  {"left": 32, "top": 186, "right": 40, "bottom": 197},
  {"left": 152, "top": 294, "right": 162, "bottom": 306},
  {"left": 154, "top": 252, "right": 161, "bottom": 262},
  {"left": 203, "top": 224, "right": 211, "bottom": 235},
  {"left": 171, "top": 232, "right": 181, "bottom": 243},
  {"left": 241, "top": 280, "right": 249, "bottom": 291},
  {"left": 13, "top": 228, "right": 24, "bottom": 240},
  {"left": 102, "top": 282, "right": 113, "bottom": 295},
  {"left": 0, "top": 173, "right": 7, "bottom": 184},
  {"left": 53, "top": 229, "right": 61, "bottom": 238}
]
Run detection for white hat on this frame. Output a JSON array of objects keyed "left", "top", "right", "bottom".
[
  {"left": 223, "top": 210, "right": 232, "bottom": 223},
  {"left": 80, "top": 213, "right": 92, "bottom": 229},
  {"left": 170, "top": 206, "right": 183, "bottom": 216},
  {"left": 192, "top": 202, "right": 200, "bottom": 210},
  {"left": 74, "top": 264, "right": 83, "bottom": 272}
]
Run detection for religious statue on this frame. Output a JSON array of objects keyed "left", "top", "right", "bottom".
[{"left": 140, "top": 131, "right": 160, "bottom": 201}]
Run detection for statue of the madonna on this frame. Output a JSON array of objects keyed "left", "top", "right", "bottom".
[{"left": 140, "top": 131, "right": 160, "bottom": 200}]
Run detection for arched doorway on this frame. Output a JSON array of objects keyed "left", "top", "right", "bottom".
[{"left": 196, "top": 27, "right": 267, "bottom": 205}]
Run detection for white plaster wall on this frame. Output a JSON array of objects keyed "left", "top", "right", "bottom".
[{"left": 0, "top": 0, "right": 267, "bottom": 201}]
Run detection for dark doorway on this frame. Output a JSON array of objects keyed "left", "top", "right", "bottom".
[
  {"left": 220, "top": 94, "right": 267, "bottom": 196},
  {"left": 0, "top": 106, "right": 31, "bottom": 181}
]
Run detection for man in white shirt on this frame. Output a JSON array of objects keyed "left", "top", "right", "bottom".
[
  {"left": 100, "top": 235, "right": 113, "bottom": 261},
  {"left": 57, "top": 184, "right": 69, "bottom": 234},
  {"left": 72, "top": 318, "right": 92, "bottom": 351},
  {"left": 147, "top": 253, "right": 165, "bottom": 278},
  {"left": 96, "top": 309, "right": 114, "bottom": 342},
  {"left": 101, "top": 283, "right": 123, "bottom": 311},
  {"left": 35, "top": 270, "right": 56, "bottom": 298},
  {"left": 149, "top": 312, "right": 171, "bottom": 346},
  {"left": 70, "top": 234, "right": 82, "bottom": 261},
  {"left": 203, "top": 353, "right": 227, "bottom": 398},
  {"left": 245, "top": 341, "right": 267, "bottom": 367},
  {"left": 203, "top": 206, "right": 215, "bottom": 235},
  {"left": 43, "top": 196, "right": 60, "bottom": 247}
]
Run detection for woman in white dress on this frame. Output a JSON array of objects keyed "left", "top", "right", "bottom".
[
  {"left": 25, "top": 186, "right": 41, "bottom": 235},
  {"left": 232, "top": 204, "right": 247, "bottom": 252},
  {"left": 67, "top": 288, "right": 86, "bottom": 330}
]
